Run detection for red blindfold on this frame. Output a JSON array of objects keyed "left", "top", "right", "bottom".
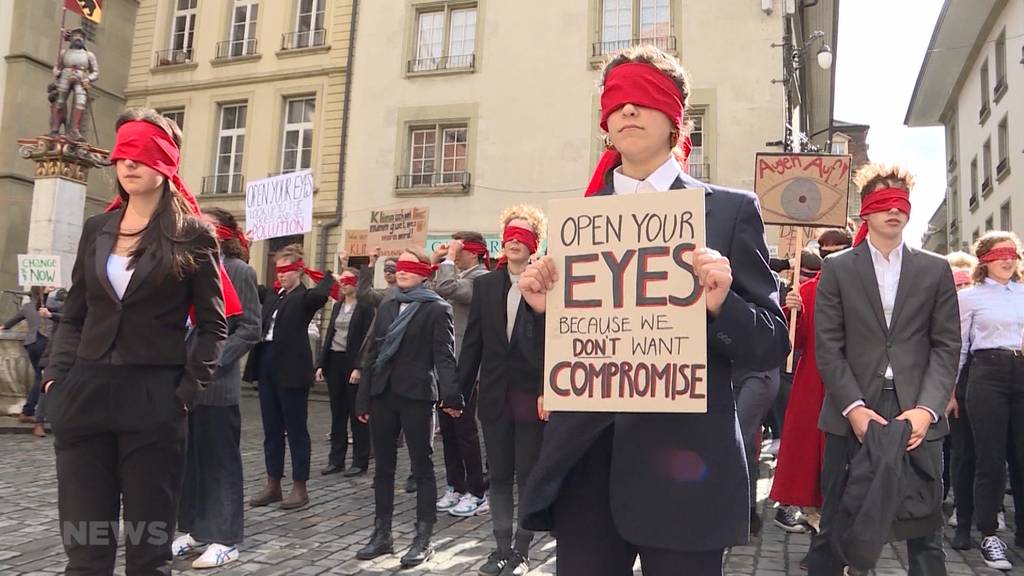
[
  {"left": 852, "top": 188, "right": 912, "bottom": 247},
  {"left": 395, "top": 260, "right": 436, "bottom": 278},
  {"left": 275, "top": 259, "right": 341, "bottom": 300},
  {"left": 980, "top": 247, "right": 1021, "bottom": 263},
  {"left": 502, "top": 225, "right": 538, "bottom": 254}
]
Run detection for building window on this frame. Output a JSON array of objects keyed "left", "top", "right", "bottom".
[
  {"left": 281, "top": 97, "right": 315, "bottom": 174},
  {"left": 979, "top": 59, "right": 990, "bottom": 123},
  {"left": 409, "top": 5, "right": 477, "bottom": 73},
  {"left": 284, "top": 0, "right": 326, "bottom": 50},
  {"left": 946, "top": 117, "right": 957, "bottom": 171},
  {"left": 997, "top": 115, "right": 1010, "bottom": 179},
  {"left": 208, "top": 103, "right": 247, "bottom": 194},
  {"left": 595, "top": 0, "right": 674, "bottom": 57},
  {"left": 171, "top": 0, "right": 197, "bottom": 55},
  {"left": 985, "top": 215, "right": 994, "bottom": 232},
  {"left": 159, "top": 108, "right": 185, "bottom": 132},
  {"left": 687, "top": 112, "right": 708, "bottom": 181},
  {"left": 982, "top": 138, "right": 993, "bottom": 193},
  {"left": 1001, "top": 200, "right": 1012, "bottom": 230},
  {"left": 972, "top": 228, "right": 980, "bottom": 243},
  {"left": 219, "top": 0, "right": 259, "bottom": 58},
  {"left": 831, "top": 140, "right": 848, "bottom": 156},
  {"left": 994, "top": 30, "right": 1007, "bottom": 100},
  {"left": 948, "top": 182, "right": 959, "bottom": 230},
  {"left": 400, "top": 124, "right": 470, "bottom": 189},
  {"left": 969, "top": 156, "right": 979, "bottom": 210}
]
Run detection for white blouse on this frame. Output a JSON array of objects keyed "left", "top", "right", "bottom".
[{"left": 106, "top": 254, "right": 134, "bottom": 300}]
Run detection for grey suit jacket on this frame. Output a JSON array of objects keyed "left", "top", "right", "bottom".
[
  {"left": 431, "top": 261, "right": 489, "bottom": 358},
  {"left": 815, "top": 242, "right": 961, "bottom": 440},
  {"left": 193, "top": 256, "right": 262, "bottom": 406}
]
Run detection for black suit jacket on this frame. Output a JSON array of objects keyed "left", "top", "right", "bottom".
[
  {"left": 356, "top": 297, "right": 460, "bottom": 414},
  {"left": 520, "top": 174, "right": 790, "bottom": 552},
  {"left": 317, "top": 299, "right": 375, "bottom": 371},
  {"left": 248, "top": 275, "right": 335, "bottom": 389},
  {"left": 456, "top": 269, "right": 545, "bottom": 424},
  {"left": 43, "top": 210, "right": 227, "bottom": 402}
]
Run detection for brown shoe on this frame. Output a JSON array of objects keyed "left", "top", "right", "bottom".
[
  {"left": 280, "top": 486, "right": 309, "bottom": 510},
  {"left": 32, "top": 423, "right": 46, "bottom": 437},
  {"left": 248, "top": 485, "right": 282, "bottom": 507}
]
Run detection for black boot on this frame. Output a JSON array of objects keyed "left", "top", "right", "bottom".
[
  {"left": 400, "top": 522, "right": 434, "bottom": 567},
  {"left": 356, "top": 518, "right": 393, "bottom": 560}
]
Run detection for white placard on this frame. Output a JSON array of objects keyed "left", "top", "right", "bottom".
[
  {"left": 245, "top": 170, "right": 314, "bottom": 242},
  {"left": 18, "top": 254, "right": 62, "bottom": 287}
]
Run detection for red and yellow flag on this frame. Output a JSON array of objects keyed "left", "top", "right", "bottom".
[{"left": 65, "top": 0, "right": 102, "bottom": 24}]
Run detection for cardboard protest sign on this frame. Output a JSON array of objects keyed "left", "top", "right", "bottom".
[
  {"left": 344, "top": 229, "right": 369, "bottom": 256},
  {"left": 367, "top": 207, "right": 429, "bottom": 258},
  {"left": 245, "top": 170, "right": 314, "bottom": 242},
  {"left": 18, "top": 255, "right": 61, "bottom": 287},
  {"left": 754, "top": 153, "right": 852, "bottom": 227},
  {"left": 543, "top": 191, "right": 708, "bottom": 413}
]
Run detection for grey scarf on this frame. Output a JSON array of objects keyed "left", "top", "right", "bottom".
[{"left": 374, "top": 284, "right": 446, "bottom": 371}]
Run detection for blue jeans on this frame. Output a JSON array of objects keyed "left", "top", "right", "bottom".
[{"left": 21, "top": 336, "right": 48, "bottom": 418}]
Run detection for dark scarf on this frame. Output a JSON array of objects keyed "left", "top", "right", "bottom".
[{"left": 374, "top": 284, "right": 445, "bottom": 371}]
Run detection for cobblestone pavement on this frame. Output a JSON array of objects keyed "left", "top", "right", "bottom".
[{"left": 2, "top": 394, "right": 1024, "bottom": 575}]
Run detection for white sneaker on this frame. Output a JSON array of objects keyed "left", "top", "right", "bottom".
[
  {"left": 450, "top": 493, "right": 485, "bottom": 517},
  {"left": 475, "top": 495, "right": 491, "bottom": 515},
  {"left": 999, "top": 510, "right": 1007, "bottom": 531},
  {"left": 981, "top": 535, "right": 1012, "bottom": 571},
  {"left": 948, "top": 507, "right": 958, "bottom": 527},
  {"left": 191, "top": 543, "right": 239, "bottom": 569},
  {"left": 171, "top": 533, "right": 205, "bottom": 558},
  {"left": 436, "top": 486, "right": 462, "bottom": 511}
]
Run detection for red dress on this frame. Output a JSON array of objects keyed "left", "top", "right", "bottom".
[{"left": 769, "top": 274, "right": 825, "bottom": 508}]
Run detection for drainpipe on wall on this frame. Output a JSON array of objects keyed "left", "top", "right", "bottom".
[{"left": 317, "top": 0, "right": 360, "bottom": 273}]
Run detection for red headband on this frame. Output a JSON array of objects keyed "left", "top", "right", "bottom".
[
  {"left": 852, "top": 188, "right": 912, "bottom": 247},
  {"left": 396, "top": 260, "right": 436, "bottom": 278},
  {"left": 586, "top": 63, "right": 689, "bottom": 196},
  {"left": 502, "top": 225, "right": 538, "bottom": 254},
  {"left": 275, "top": 259, "right": 341, "bottom": 300},
  {"left": 214, "top": 224, "right": 250, "bottom": 250},
  {"left": 952, "top": 269, "right": 972, "bottom": 286},
  {"left": 462, "top": 240, "right": 492, "bottom": 270},
  {"left": 338, "top": 275, "right": 358, "bottom": 287},
  {"left": 980, "top": 246, "right": 1021, "bottom": 263},
  {"left": 106, "top": 121, "right": 241, "bottom": 318}
]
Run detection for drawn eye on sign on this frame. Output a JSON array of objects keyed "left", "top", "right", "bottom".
[{"left": 754, "top": 153, "right": 852, "bottom": 227}]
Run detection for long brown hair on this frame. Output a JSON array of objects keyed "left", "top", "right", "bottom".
[
  {"left": 114, "top": 108, "right": 213, "bottom": 279},
  {"left": 205, "top": 207, "right": 248, "bottom": 262}
]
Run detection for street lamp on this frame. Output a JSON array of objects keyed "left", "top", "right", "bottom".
[{"left": 816, "top": 43, "right": 833, "bottom": 70}]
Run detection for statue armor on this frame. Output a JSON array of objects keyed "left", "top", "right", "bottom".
[{"left": 49, "top": 32, "right": 99, "bottom": 141}]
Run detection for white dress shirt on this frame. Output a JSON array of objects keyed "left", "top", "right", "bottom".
[
  {"left": 106, "top": 254, "right": 134, "bottom": 300},
  {"left": 507, "top": 272, "right": 522, "bottom": 342},
  {"left": 612, "top": 155, "right": 682, "bottom": 195},
  {"left": 958, "top": 278, "right": 1024, "bottom": 372}
]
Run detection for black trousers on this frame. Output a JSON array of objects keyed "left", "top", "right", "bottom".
[
  {"left": 552, "top": 427, "right": 724, "bottom": 576},
  {"left": 49, "top": 362, "right": 186, "bottom": 576},
  {"left": 21, "top": 335, "right": 48, "bottom": 417},
  {"left": 326, "top": 350, "right": 370, "bottom": 470},
  {"left": 257, "top": 350, "right": 311, "bottom": 481},
  {"left": 481, "top": 391, "right": 545, "bottom": 554},
  {"left": 370, "top": 391, "right": 437, "bottom": 524},
  {"left": 967, "top": 350, "right": 1024, "bottom": 536},
  {"left": 439, "top": 385, "right": 485, "bottom": 497},
  {"left": 951, "top": 375, "right": 977, "bottom": 530},
  {"left": 178, "top": 405, "right": 244, "bottom": 546},
  {"left": 807, "top": 389, "right": 946, "bottom": 576}
]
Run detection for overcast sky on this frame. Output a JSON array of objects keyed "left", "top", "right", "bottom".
[{"left": 833, "top": 0, "right": 946, "bottom": 248}]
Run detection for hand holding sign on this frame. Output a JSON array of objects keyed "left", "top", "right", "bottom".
[
  {"left": 520, "top": 255, "right": 559, "bottom": 314},
  {"left": 693, "top": 248, "right": 732, "bottom": 317}
]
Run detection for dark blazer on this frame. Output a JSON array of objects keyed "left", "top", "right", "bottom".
[
  {"left": 456, "top": 269, "right": 545, "bottom": 424},
  {"left": 248, "top": 275, "right": 335, "bottom": 389},
  {"left": 814, "top": 243, "right": 960, "bottom": 441},
  {"left": 520, "top": 173, "right": 790, "bottom": 552},
  {"left": 317, "top": 298, "right": 375, "bottom": 372},
  {"left": 356, "top": 297, "right": 460, "bottom": 414},
  {"left": 43, "top": 210, "right": 227, "bottom": 402}
]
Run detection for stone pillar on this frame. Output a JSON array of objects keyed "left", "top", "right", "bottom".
[{"left": 17, "top": 136, "right": 109, "bottom": 288}]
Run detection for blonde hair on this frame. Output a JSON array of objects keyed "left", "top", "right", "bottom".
[
  {"left": 275, "top": 244, "right": 304, "bottom": 265},
  {"left": 499, "top": 205, "right": 547, "bottom": 242},
  {"left": 853, "top": 164, "right": 915, "bottom": 198},
  {"left": 972, "top": 231, "right": 1023, "bottom": 284},
  {"left": 945, "top": 251, "right": 977, "bottom": 270},
  {"left": 401, "top": 246, "right": 432, "bottom": 265}
]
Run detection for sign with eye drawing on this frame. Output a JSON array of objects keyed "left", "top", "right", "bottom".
[{"left": 754, "top": 153, "right": 852, "bottom": 227}]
